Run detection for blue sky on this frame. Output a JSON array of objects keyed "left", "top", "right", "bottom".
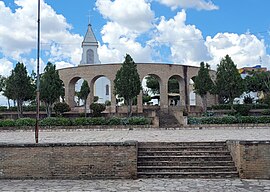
[
  {"left": 0, "top": 0, "right": 269, "bottom": 80},
  {"left": 0, "top": 0, "right": 269, "bottom": 77}
]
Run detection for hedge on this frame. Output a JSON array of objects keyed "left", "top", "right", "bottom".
[
  {"left": 188, "top": 116, "right": 270, "bottom": 124},
  {"left": 0, "top": 116, "right": 151, "bottom": 128},
  {"left": 0, "top": 106, "right": 46, "bottom": 112},
  {"left": 208, "top": 104, "right": 269, "bottom": 110}
]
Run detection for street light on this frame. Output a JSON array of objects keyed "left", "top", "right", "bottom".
[{"left": 35, "top": 0, "right": 41, "bottom": 144}]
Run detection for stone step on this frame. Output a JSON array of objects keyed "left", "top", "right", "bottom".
[
  {"left": 138, "top": 151, "right": 230, "bottom": 156},
  {"left": 138, "top": 161, "right": 235, "bottom": 166},
  {"left": 139, "top": 146, "right": 228, "bottom": 151},
  {"left": 139, "top": 142, "right": 227, "bottom": 147},
  {"left": 138, "top": 155, "right": 233, "bottom": 161},
  {"left": 138, "top": 166, "right": 237, "bottom": 172},
  {"left": 137, "top": 141, "right": 238, "bottom": 179},
  {"left": 137, "top": 171, "right": 239, "bottom": 179}
]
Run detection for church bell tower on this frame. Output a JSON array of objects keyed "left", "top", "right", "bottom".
[{"left": 80, "top": 24, "right": 100, "bottom": 64}]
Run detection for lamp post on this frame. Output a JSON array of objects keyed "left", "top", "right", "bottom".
[{"left": 35, "top": 0, "right": 41, "bottom": 144}]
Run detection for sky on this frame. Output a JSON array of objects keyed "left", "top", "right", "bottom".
[{"left": 0, "top": 0, "right": 270, "bottom": 105}]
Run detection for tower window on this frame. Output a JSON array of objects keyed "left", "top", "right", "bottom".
[{"left": 87, "top": 49, "right": 94, "bottom": 64}]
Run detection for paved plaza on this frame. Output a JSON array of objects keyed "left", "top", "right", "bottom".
[
  {"left": 0, "top": 127, "right": 269, "bottom": 191},
  {"left": 0, "top": 127, "right": 269, "bottom": 144},
  {"left": 0, "top": 178, "right": 270, "bottom": 192}
]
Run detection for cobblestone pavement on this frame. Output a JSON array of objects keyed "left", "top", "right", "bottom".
[
  {"left": 0, "top": 179, "right": 269, "bottom": 192},
  {"left": 0, "top": 127, "right": 269, "bottom": 144}
]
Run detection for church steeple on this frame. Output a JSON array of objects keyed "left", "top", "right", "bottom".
[
  {"left": 80, "top": 24, "right": 100, "bottom": 65},
  {"left": 82, "top": 24, "right": 98, "bottom": 47}
]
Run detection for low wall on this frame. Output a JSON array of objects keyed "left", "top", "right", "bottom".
[
  {"left": 0, "top": 141, "right": 137, "bottom": 179},
  {"left": 227, "top": 140, "right": 270, "bottom": 179}
]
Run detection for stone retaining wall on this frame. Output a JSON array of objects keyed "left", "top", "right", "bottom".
[
  {"left": 227, "top": 140, "right": 270, "bottom": 179},
  {"left": 0, "top": 142, "right": 137, "bottom": 179},
  {"left": 1, "top": 140, "right": 269, "bottom": 179}
]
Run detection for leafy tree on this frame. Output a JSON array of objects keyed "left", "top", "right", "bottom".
[
  {"left": 193, "top": 62, "right": 214, "bottom": 112},
  {"left": 0, "top": 76, "right": 11, "bottom": 108},
  {"left": 0, "top": 75, "right": 5, "bottom": 92},
  {"left": 114, "top": 54, "right": 142, "bottom": 116},
  {"left": 90, "top": 103, "right": 106, "bottom": 117},
  {"left": 53, "top": 102, "right": 70, "bottom": 117},
  {"left": 146, "top": 76, "right": 160, "bottom": 95},
  {"left": 215, "top": 55, "right": 245, "bottom": 108},
  {"left": 168, "top": 77, "right": 179, "bottom": 93},
  {"left": 40, "top": 62, "right": 64, "bottom": 117},
  {"left": 77, "top": 80, "right": 90, "bottom": 117},
  {"left": 5, "top": 62, "right": 35, "bottom": 118},
  {"left": 246, "top": 71, "right": 270, "bottom": 94}
]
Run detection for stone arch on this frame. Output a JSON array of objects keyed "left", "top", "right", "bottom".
[
  {"left": 58, "top": 63, "right": 210, "bottom": 113},
  {"left": 67, "top": 76, "right": 90, "bottom": 109},
  {"left": 89, "top": 75, "right": 112, "bottom": 104},
  {"left": 87, "top": 49, "right": 94, "bottom": 64},
  {"left": 141, "top": 74, "right": 162, "bottom": 106},
  {"left": 167, "top": 75, "right": 185, "bottom": 107}
]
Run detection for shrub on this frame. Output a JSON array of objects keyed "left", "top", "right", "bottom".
[
  {"left": 88, "top": 117, "right": 107, "bottom": 125},
  {"left": 72, "top": 117, "right": 89, "bottom": 126},
  {"left": 107, "top": 117, "right": 122, "bottom": 125},
  {"left": 211, "top": 104, "right": 269, "bottom": 110},
  {"left": 90, "top": 103, "right": 106, "bottom": 117},
  {"left": 263, "top": 93, "right": 270, "bottom": 106},
  {"left": 128, "top": 117, "right": 151, "bottom": 125},
  {"left": 187, "top": 117, "right": 201, "bottom": 124},
  {"left": 261, "top": 109, "right": 270, "bottom": 115},
  {"left": 105, "top": 100, "right": 111, "bottom": 106},
  {"left": 0, "top": 106, "right": 7, "bottom": 111},
  {"left": 0, "top": 119, "right": 15, "bottom": 127},
  {"left": 234, "top": 104, "right": 252, "bottom": 116},
  {"left": 40, "top": 117, "right": 72, "bottom": 126},
  {"left": 188, "top": 116, "right": 270, "bottom": 124},
  {"left": 53, "top": 102, "right": 71, "bottom": 116},
  {"left": 15, "top": 118, "right": 35, "bottom": 127}
]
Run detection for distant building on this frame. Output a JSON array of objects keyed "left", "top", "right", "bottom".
[
  {"left": 236, "top": 65, "right": 268, "bottom": 103},
  {"left": 239, "top": 65, "right": 267, "bottom": 78}
]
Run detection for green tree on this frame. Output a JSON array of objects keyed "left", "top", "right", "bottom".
[
  {"left": 5, "top": 62, "right": 35, "bottom": 118},
  {"left": 53, "top": 102, "right": 70, "bottom": 117},
  {"left": 168, "top": 77, "right": 179, "bottom": 93},
  {"left": 146, "top": 76, "right": 160, "bottom": 95},
  {"left": 246, "top": 71, "right": 270, "bottom": 94},
  {"left": 215, "top": 55, "right": 245, "bottom": 108},
  {"left": 0, "top": 75, "right": 5, "bottom": 92},
  {"left": 193, "top": 62, "right": 214, "bottom": 112},
  {"left": 90, "top": 103, "right": 106, "bottom": 117},
  {"left": 114, "top": 54, "right": 142, "bottom": 116},
  {"left": 77, "top": 80, "right": 90, "bottom": 117},
  {"left": 40, "top": 62, "right": 64, "bottom": 117}
]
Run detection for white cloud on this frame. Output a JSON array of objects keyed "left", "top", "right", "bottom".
[
  {"left": 96, "top": 0, "right": 154, "bottom": 33},
  {"left": 0, "top": 0, "right": 83, "bottom": 67},
  {"left": 158, "top": 0, "right": 218, "bottom": 10},
  {"left": 55, "top": 61, "right": 75, "bottom": 70},
  {"left": 0, "top": 58, "right": 13, "bottom": 77},
  {"left": 154, "top": 10, "right": 210, "bottom": 64},
  {"left": 206, "top": 33, "right": 270, "bottom": 69},
  {"left": 96, "top": 0, "right": 154, "bottom": 63}
]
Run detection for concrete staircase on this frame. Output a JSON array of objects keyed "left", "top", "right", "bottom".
[
  {"left": 158, "top": 110, "right": 180, "bottom": 127},
  {"left": 137, "top": 142, "right": 239, "bottom": 178}
]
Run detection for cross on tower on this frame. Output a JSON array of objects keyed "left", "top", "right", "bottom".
[{"left": 87, "top": 10, "right": 92, "bottom": 25}]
